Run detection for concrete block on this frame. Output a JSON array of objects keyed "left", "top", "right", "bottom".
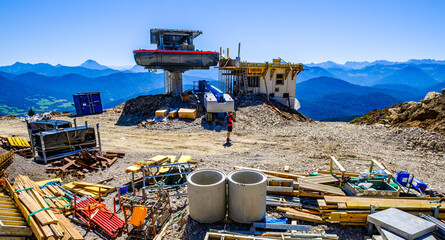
[
  {"left": 368, "top": 208, "right": 435, "bottom": 240},
  {"left": 372, "top": 235, "right": 384, "bottom": 240},
  {"left": 377, "top": 227, "right": 436, "bottom": 240}
]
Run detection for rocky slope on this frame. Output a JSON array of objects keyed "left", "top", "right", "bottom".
[{"left": 352, "top": 89, "right": 445, "bottom": 136}]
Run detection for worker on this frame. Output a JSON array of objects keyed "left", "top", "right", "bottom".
[{"left": 226, "top": 111, "right": 234, "bottom": 142}]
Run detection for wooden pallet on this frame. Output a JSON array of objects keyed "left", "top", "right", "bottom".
[{"left": 0, "top": 150, "right": 14, "bottom": 170}]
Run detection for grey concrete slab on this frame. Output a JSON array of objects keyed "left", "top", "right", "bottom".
[
  {"left": 372, "top": 235, "right": 384, "bottom": 240},
  {"left": 377, "top": 227, "right": 437, "bottom": 240},
  {"left": 368, "top": 208, "right": 435, "bottom": 240}
]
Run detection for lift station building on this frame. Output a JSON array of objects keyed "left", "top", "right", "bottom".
[{"left": 218, "top": 54, "right": 306, "bottom": 109}]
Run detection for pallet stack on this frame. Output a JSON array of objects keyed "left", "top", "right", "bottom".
[
  {"left": 8, "top": 175, "right": 84, "bottom": 240},
  {"left": 0, "top": 136, "right": 33, "bottom": 158},
  {"left": 46, "top": 149, "right": 124, "bottom": 178},
  {"left": 0, "top": 150, "right": 14, "bottom": 170},
  {"left": 0, "top": 187, "right": 33, "bottom": 238}
]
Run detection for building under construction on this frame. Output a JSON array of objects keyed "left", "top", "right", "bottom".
[{"left": 218, "top": 48, "right": 306, "bottom": 109}]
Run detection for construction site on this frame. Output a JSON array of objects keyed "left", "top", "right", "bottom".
[{"left": 1, "top": 28, "right": 445, "bottom": 240}]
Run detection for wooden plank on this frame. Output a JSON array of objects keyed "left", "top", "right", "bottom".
[
  {"left": 317, "top": 170, "right": 360, "bottom": 177},
  {"left": 346, "top": 201, "right": 442, "bottom": 210},
  {"left": 268, "top": 190, "right": 324, "bottom": 198},
  {"left": 331, "top": 156, "right": 345, "bottom": 172},
  {"left": 73, "top": 181, "right": 113, "bottom": 189},
  {"left": 324, "top": 196, "right": 442, "bottom": 205},
  {"left": 300, "top": 175, "right": 340, "bottom": 184},
  {"left": 234, "top": 166, "right": 306, "bottom": 180},
  {"left": 285, "top": 211, "right": 325, "bottom": 224},
  {"left": 298, "top": 181, "right": 345, "bottom": 196},
  {"left": 54, "top": 213, "right": 84, "bottom": 240},
  {"left": 277, "top": 207, "right": 325, "bottom": 223},
  {"left": 17, "top": 193, "right": 54, "bottom": 226}
]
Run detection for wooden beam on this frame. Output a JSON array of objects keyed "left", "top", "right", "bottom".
[{"left": 234, "top": 166, "right": 306, "bottom": 180}]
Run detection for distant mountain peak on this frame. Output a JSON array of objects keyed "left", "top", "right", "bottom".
[{"left": 79, "top": 59, "right": 109, "bottom": 70}]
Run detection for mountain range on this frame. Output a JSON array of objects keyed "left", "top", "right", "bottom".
[{"left": 0, "top": 59, "right": 444, "bottom": 120}]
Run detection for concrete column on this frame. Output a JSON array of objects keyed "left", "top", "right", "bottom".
[{"left": 164, "top": 70, "right": 183, "bottom": 96}]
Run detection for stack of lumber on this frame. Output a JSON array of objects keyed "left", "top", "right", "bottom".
[
  {"left": 0, "top": 187, "right": 33, "bottom": 238},
  {"left": 0, "top": 136, "right": 33, "bottom": 158},
  {"left": 62, "top": 181, "right": 115, "bottom": 199},
  {"left": 0, "top": 150, "right": 14, "bottom": 170},
  {"left": 9, "top": 175, "right": 83, "bottom": 240},
  {"left": 277, "top": 195, "right": 445, "bottom": 226},
  {"left": 46, "top": 149, "right": 124, "bottom": 177},
  {"left": 40, "top": 183, "right": 72, "bottom": 213}
]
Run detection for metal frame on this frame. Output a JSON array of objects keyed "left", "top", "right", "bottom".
[
  {"left": 141, "top": 161, "right": 191, "bottom": 189},
  {"left": 329, "top": 156, "right": 393, "bottom": 187},
  {"left": 32, "top": 121, "right": 102, "bottom": 164},
  {"left": 123, "top": 189, "right": 172, "bottom": 239}
]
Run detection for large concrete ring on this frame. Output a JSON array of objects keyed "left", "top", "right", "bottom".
[
  {"left": 228, "top": 169, "right": 267, "bottom": 223},
  {"left": 187, "top": 169, "right": 227, "bottom": 223}
]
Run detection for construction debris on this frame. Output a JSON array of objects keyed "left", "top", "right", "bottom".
[{"left": 46, "top": 149, "right": 124, "bottom": 178}]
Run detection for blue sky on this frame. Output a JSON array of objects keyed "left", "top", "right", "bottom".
[{"left": 0, "top": 0, "right": 444, "bottom": 66}]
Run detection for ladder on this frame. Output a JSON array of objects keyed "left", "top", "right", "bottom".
[{"left": 241, "top": 68, "right": 248, "bottom": 92}]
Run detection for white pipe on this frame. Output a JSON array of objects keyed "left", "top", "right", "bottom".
[
  {"left": 228, "top": 169, "right": 267, "bottom": 223},
  {"left": 187, "top": 169, "right": 227, "bottom": 223}
]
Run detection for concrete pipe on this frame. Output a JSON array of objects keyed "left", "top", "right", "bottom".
[
  {"left": 187, "top": 169, "right": 227, "bottom": 223},
  {"left": 228, "top": 169, "right": 267, "bottom": 223}
]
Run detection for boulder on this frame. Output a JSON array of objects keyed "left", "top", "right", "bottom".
[{"left": 424, "top": 91, "right": 441, "bottom": 101}]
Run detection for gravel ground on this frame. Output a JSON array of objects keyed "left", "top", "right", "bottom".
[{"left": 1, "top": 98, "right": 444, "bottom": 240}]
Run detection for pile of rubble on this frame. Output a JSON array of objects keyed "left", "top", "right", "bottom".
[
  {"left": 113, "top": 93, "right": 311, "bottom": 133},
  {"left": 353, "top": 89, "right": 445, "bottom": 136},
  {"left": 46, "top": 149, "right": 124, "bottom": 178},
  {"left": 116, "top": 94, "right": 198, "bottom": 126}
]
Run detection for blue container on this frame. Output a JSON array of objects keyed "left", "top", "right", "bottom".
[
  {"left": 409, "top": 177, "right": 427, "bottom": 192},
  {"left": 118, "top": 185, "right": 128, "bottom": 195},
  {"left": 73, "top": 92, "right": 103, "bottom": 116},
  {"left": 396, "top": 171, "right": 410, "bottom": 186}
]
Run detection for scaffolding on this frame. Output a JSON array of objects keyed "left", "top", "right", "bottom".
[{"left": 218, "top": 57, "right": 306, "bottom": 97}]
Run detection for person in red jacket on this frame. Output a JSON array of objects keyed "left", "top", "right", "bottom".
[{"left": 227, "top": 111, "right": 234, "bottom": 142}]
